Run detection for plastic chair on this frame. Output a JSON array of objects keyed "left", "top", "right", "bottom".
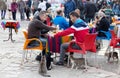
[
  {"left": 67, "top": 33, "right": 97, "bottom": 70},
  {"left": 22, "top": 29, "right": 43, "bottom": 64},
  {"left": 106, "top": 30, "right": 120, "bottom": 54},
  {"left": 96, "top": 30, "right": 111, "bottom": 50},
  {"left": 110, "top": 30, "right": 120, "bottom": 49},
  {"left": 96, "top": 30, "right": 111, "bottom": 40},
  {"left": 109, "top": 25, "right": 115, "bottom": 30},
  {"left": 110, "top": 30, "right": 120, "bottom": 74}
]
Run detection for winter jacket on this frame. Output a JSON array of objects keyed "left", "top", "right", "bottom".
[
  {"left": 28, "top": 19, "right": 56, "bottom": 39},
  {"left": 0, "top": 0, "right": 7, "bottom": 10},
  {"left": 55, "top": 18, "right": 89, "bottom": 43},
  {"left": 53, "top": 15, "right": 69, "bottom": 30},
  {"left": 11, "top": 2, "right": 18, "bottom": 12},
  {"left": 84, "top": 1, "right": 98, "bottom": 18},
  {"left": 64, "top": 0, "right": 76, "bottom": 18}
]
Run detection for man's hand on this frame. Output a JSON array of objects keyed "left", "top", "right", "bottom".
[{"left": 48, "top": 31, "right": 55, "bottom": 37}]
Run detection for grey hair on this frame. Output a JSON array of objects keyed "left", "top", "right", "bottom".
[
  {"left": 39, "top": 11, "right": 46, "bottom": 16},
  {"left": 97, "top": 12, "right": 106, "bottom": 18}
]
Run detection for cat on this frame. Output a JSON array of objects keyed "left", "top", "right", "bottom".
[
  {"left": 39, "top": 55, "right": 51, "bottom": 77},
  {"left": 104, "top": 52, "right": 119, "bottom": 63},
  {"left": 69, "top": 54, "right": 85, "bottom": 69},
  {"left": 36, "top": 51, "right": 53, "bottom": 70}
]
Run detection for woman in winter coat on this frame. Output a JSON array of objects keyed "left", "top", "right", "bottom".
[
  {"left": 11, "top": 0, "right": 18, "bottom": 20},
  {"left": 0, "top": 0, "right": 7, "bottom": 19}
]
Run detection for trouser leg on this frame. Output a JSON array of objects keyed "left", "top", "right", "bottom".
[{"left": 59, "top": 42, "right": 70, "bottom": 63}]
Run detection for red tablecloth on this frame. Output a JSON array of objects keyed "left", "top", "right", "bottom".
[{"left": 1, "top": 20, "right": 20, "bottom": 33}]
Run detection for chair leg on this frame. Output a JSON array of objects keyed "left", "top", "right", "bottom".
[
  {"left": 117, "top": 49, "right": 120, "bottom": 74},
  {"left": 29, "top": 50, "right": 32, "bottom": 58},
  {"left": 67, "top": 53, "right": 70, "bottom": 67},
  {"left": 94, "top": 53, "right": 99, "bottom": 68},
  {"left": 105, "top": 46, "right": 110, "bottom": 53},
  {"left": 84, "top": 54, "right": 87, "bottom": 71},
  {"left": 25, "top": 50, "right": 28, "bottom": 60},
  {"left": 21, "top": 50, "right": 26, "bottom": 65},
  {"left": 101, "top": 40, "right": 103, "bottom": 48}
]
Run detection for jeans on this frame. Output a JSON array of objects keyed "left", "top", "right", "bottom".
[
  {"left": 28, "top": 37, "right": 47, "bottom": 49},
  {"left": 1, "top": 10, "right": 6, "bottom": 19},
  {"left": 39, "top": 37, "right": 47, "bottom": 47},
  {"left": 19, "top": 9, "right": 25, "bottom": 20},
  {"left": 12, "top": 11, "right": 16, "bottom": 20},
  {"left": 59, "top": 42, "right": 81, "bottom": 63}
]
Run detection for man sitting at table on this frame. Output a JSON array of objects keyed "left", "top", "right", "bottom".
[
  {"left": 54, "top": 11, "right": 89, "bottom": 65},
  {"left": 28, "top": 11, "right": 56, "bottom": 53},
  {"left": 53, "top": 9, "right": 69, "bottom": 30}
]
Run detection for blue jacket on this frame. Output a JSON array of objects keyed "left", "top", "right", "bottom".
[
  {"left": 53, "top": 15, "right": 69, "bottom": 30},
  {"left": 64, "top": 0, "right": 76, "bottom": 18}
]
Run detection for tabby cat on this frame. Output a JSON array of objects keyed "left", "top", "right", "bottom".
[
  {"left": 104, "top": 52, "right": 119, "bottom": 63},
  {"left": 69, "top": 54, "right": 85, "bottom": 69},
  {"left": 39, "top": 55, "right": 51, "bottom": 77}
]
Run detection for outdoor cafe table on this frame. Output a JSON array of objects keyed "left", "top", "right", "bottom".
[
  {"left": 1, "top": 20, "right": 20, "bottom": 42},
  {"left": 47, "top": 33, "right": 74, "bottom": 53}
]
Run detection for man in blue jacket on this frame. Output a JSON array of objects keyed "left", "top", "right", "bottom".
[{"left": 53, "top": 10, "right": 69, "bottom": 30}]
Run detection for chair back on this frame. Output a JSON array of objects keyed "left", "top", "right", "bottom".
[
  {"left": 84, "top": 33, "right": 97, "bottom": 53},
  {"left": 109, "top": 25, "right": 114, "bottom": 30},
  {"left": 22, "top": 29, "right": 43, "bottom": 50},
  {"left": 68, "top": 33, "right": 97, "bottom": 54},
  {"left": 22, "top": 29, "right": 28, "bottom": 39},
  {"left": 96, "top": 30, "right": 111, "bottom": 40},
  {"left": 110, "top": 30, "right": 117, "bottom": 39},
  {"left": 110, "top": 30, "right": 117, "bottom": 46}
]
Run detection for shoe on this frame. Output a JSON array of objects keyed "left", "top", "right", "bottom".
[{"left": 55, "top": 61, "right": 64, "bottom": 66}]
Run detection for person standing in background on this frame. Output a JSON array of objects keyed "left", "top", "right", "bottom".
[
  {"left": 38, "top": 0, "right": 47, "bottom": 11},
  {"left": 64, "top": 0, "right": 76, "bottom": 18},
  {"left": 25, "top": 0, "right": 31, "bottom": 20},
  {"left": 31, "top": 0, "right": 39, "bottom": 15},
  {"left": 112, "top": 1, "right": 120, "bottom": 16},
  {"left": 7, "top": 0, "right": 12, "bottom": 19},
  {"left": 84, "top": 0, "right": 98, "bottom": 23},
  {"left": 0, "top": 0, "right": 7, "bottom": 19},
  {"left": 18, "top": 0, "right": 26, "bottom": 21},
  {"left": 11, "top": 0, "right": 18, "bottom": 20}
]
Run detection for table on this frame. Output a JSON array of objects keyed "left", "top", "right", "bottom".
[
  {"left": 1, "top": 20, "right": 20, "bottom": 42},
  {"left": 47, "top": 35, "right": 74, "bottom": 53}
]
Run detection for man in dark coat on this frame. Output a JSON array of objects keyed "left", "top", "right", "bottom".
[
  {"left": 84, "top": 0, "right": 98, "bottom": 23},
  {"left": 64, "top": 0, "right": 76, "bottom": 18}
]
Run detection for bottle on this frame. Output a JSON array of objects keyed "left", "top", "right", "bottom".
[{"left": 57, "top": 25, "right": 59, "bottom": 30}]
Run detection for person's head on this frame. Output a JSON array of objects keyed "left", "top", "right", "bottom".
[
  {"left": 39, "top": 11, "right": 47, "bottom": 22},
  {"left": 95, "top": 12, "right": 106, "bottom": 20},
  {"left": 75, "top": 9, "right": 80, "bottom": 17},
  {"left": 56, "top": 10, "right": 63, "bottom": 16},
  {"left": 69, "top": 11, "right": 80, "bottom": 23},
  {"left": 98, "top": 12, "right": 105, "bottom": 18}
]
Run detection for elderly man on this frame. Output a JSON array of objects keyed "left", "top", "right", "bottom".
[{"left": 28, "top": 11, "right": 56, "bottom": 49}]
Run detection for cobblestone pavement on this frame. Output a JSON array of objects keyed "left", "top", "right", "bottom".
[{"left": 0, "top": 11, "right": 120, "bottom": 78}]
